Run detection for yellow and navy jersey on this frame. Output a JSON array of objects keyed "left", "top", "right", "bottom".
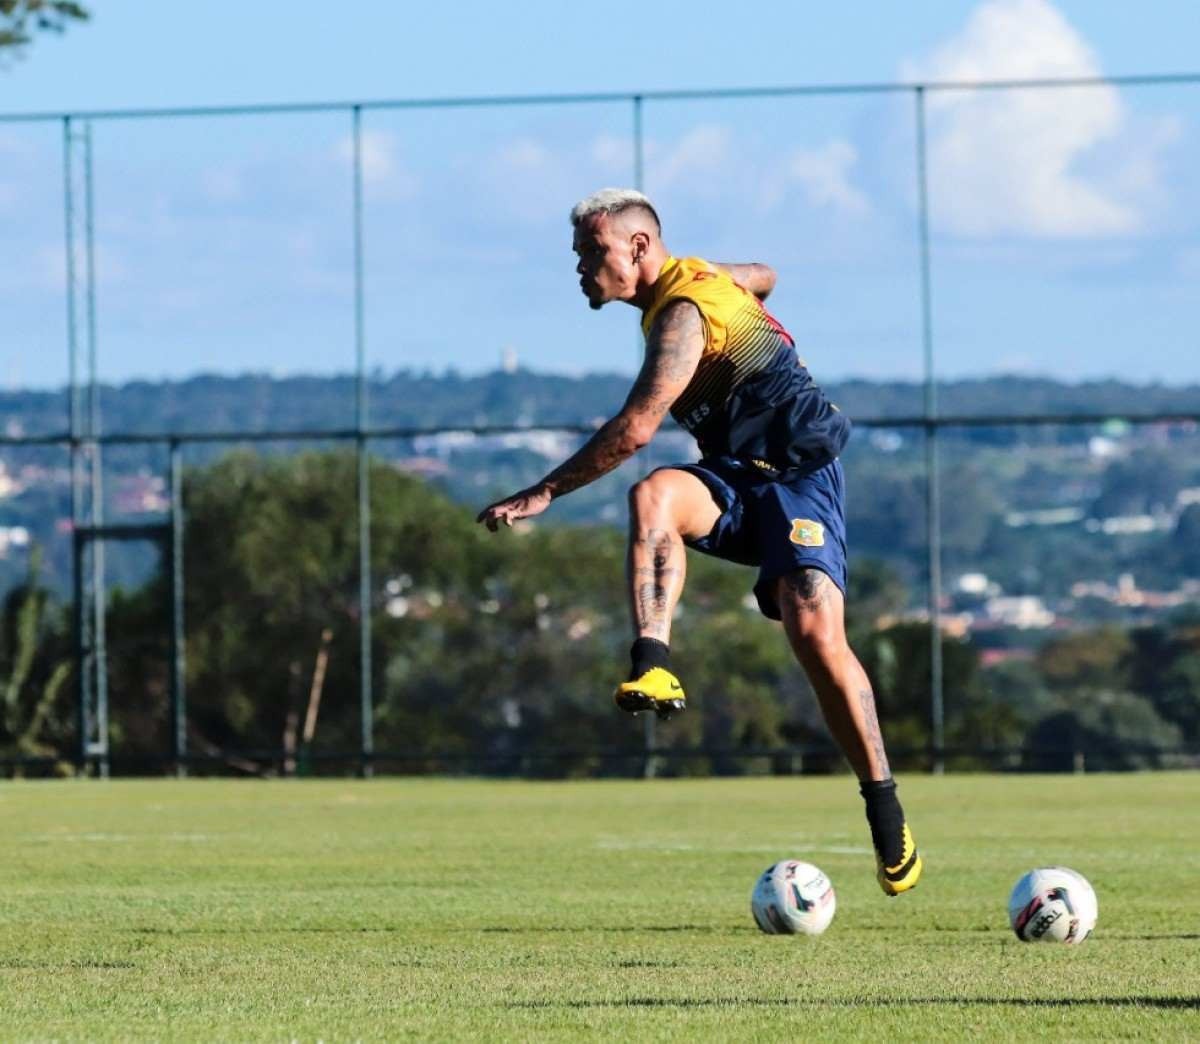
[{"left": 641, "top": 256, "right": 850, "bottom": 474}]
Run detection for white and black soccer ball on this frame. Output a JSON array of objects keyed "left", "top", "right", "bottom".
[
  {"left": 751, "top": 860, "right": 836, "bottom": 935},
  {"left": 1007, "top": 866, "right": 1098, "bottom": 944}
]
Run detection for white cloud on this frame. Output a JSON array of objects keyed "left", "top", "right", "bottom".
[
  {"left": 0, "top": 131, "right": 34, "bottom": 159},
  {"left": 334, "top": 129, "right": 416, "bottom": 196},
  {"left": 642, "top": 127, "right": 867, "bottom": 219},
  {"left": 497, "top": 138, "right": 552, "bottom": 171},
  {"left": 31, "top": 242, "right": 127, "bottom": 292},
  {"left": 784, "top": 141, "right": 868, "bottom": 215},
  {"left": 903, "top": 0, "right": 1176, "bottom": 238},
  {"left": 201, "top": 166, "right": 244, "bottom": 204},
  {"left": 647, "top": 125, "right": 733, "bottom": 191},
  {"left": 1178, "top": 247, "right": 1200, "bottom": 280},
  {"left": 589, "top": 134, "right": 633, "bottom": 174}
]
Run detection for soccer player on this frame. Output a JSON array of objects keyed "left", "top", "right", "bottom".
[{"left": 477, "top": 189, "right": 921, "bottom": 896}]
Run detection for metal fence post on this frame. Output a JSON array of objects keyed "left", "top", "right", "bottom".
[
  {"left": 631, "top": 93, "right": 659, "bottom": 779},
  {"left": 63, "top": 115, "right": 87, "bottom": 775},
  {"left": 169, "top": 440, "right": 187, "bottom": 776},
  {"left": 352, "top": 104, "right": 375, "bottom": 778},
  {"left": 914, "top": 86, "right": 945, "bottom": 774},
  {"left": 83, "top": 120, "right": 110, "bottom": 779}
]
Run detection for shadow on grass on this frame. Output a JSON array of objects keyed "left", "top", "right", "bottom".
[
  {"left": 510, "top": 996, "right": 1200, "bottom": 1011},
  {"left": 1121, "top": 933, "right": 1200, "bottom": 941},
  {"left": 110, "top": 926, "right": 1200, "bottom": 941},
  {"left": 113, "top": 924, "right": 726, "bottom": 935},
  {"left": 481, "top": 925, "right": 726, "bottom": 934},
  {"left": 0, "top": 960, "right": 137, "bottom": 970},
  {"left": 117, "top": 925, "right": 406, "bottom": 934}
]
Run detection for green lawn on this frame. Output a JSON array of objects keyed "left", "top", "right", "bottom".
[{"left": 1, "top": 774, "right": 1197, "bottom": 1041}]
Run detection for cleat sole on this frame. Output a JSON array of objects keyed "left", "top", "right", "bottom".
[{"left": 614, "top": 690, "right": 686, "bottom": 720}]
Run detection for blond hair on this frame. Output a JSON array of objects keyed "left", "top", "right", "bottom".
[{"left": 569, "top": 188, "right": 661, "bottom": 231}]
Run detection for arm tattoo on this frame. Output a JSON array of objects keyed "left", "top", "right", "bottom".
[
  {"left": 536, "top": 302, "right": 702, "bottom": 501},
  {"left": 859, "top": 689, "right": 890, "bottom": 777},
  {"left": 626, "top": 300, "right": 703, "bottom": 422},
  {"left": 632, "top": 528, "right": 679, "bottom": 639},
  {"left": 538, "top": 413, "right": 645, "bottom": 498},
  {"left": 782, "top": 568, "right": 831, "bottom": 613}
]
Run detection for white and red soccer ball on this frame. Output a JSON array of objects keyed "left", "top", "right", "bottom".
[
  {"left": 1007, "top": 866, "right": 1098, "bottom": 945},
  {"left": 750, "top": 860, "right": 836, "bottom": 935}
]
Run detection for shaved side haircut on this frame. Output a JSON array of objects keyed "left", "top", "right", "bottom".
[{"left": 570, "top": 188, "right": 662, "bottom": 233}]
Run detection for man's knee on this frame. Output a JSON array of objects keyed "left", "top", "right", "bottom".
[
  {"left": 778, "top": 569, "right": 847, "bottom": 661},
  {"left": 628, "top": 471, "right": 678, "bottom": 523}
]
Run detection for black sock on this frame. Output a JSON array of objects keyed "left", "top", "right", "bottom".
[
  {"left": 860, "top": 778, "right": 908, "bottom": 867},
  {"left": 630, "top": 637, "right": 670, "bottom": 679}
]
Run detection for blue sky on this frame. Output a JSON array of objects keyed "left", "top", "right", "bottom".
[{"left": 2, "top": 1, "right": 1198, "bottom": 389}]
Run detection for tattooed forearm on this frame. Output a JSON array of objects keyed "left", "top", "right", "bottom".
[
  {"left": 539, "top": 414, "right": 645, "bottom": 499},
  {"left": 859, "top": 688, "right": 890, "bottom": 777},
  {"left": 782, "top": 568, "right": 831, "bottom": 613},
  {"left": 538, "top": 304, "right": 702, "bottom": 501}
]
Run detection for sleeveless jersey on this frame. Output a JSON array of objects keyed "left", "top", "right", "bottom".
[{"left": 640, "top": 256, "right": 850, "bottom": 474}]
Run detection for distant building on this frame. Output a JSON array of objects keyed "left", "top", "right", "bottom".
[
  {"left": 394, "top": 456, "right": 449, "bottom": 478},
  {"left": 0, "top": 460, "right": 22, "bottom": 499},
  {"left": 114, "top": 474, "right": 168, "bottom": 514},
  {"left": 1070, "top": 574, "right": 1200, "bottom": 611},
  {"left": 0, "top": 526, "right": 31, "bottom": 559},
  {"left": 981, "top": 596, "right": 1055, "bottom": 630}
]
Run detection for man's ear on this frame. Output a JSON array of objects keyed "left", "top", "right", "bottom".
[{"left": 631, "top": 230, "right": 651, "bottom": 263}]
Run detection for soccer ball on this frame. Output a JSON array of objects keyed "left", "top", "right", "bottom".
[
  {"left": 750, "top": 860, "right": 836, "bottom": 935},
  {"left": 1007, "top": 866, "right": 1098, "bottom": 944}
]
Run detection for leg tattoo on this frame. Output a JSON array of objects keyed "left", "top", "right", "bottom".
[
  {"left": 782, "top": 568, "right": 831, "bottom": 614},
  {"left": 859, "top": 688, "right": 890, "bottom": 778},
  {"left": 633, "top": 528, "right": 679, "bottom": 640}
]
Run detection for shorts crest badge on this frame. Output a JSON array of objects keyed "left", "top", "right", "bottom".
[{"left": 789, "top": 519, "right": 825, "bottom": 547}]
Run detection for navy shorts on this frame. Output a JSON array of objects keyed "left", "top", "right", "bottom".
[{"left": 668, "top": 456, "right": 848, "bottom": 621}]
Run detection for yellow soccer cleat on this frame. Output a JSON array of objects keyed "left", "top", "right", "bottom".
[
  {"left": 875, "top": 823, "right": 923, "bottom": 896},
  {"left": 614, "top": 666, "right": 686, "bottom": 720}
]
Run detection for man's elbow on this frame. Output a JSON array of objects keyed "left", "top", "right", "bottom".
[
  {"left": 619, "top": 415, "right": 658, "bottom": 453},
  {"left": 757, "top": 266, "right": 777, "bottom": 299}
]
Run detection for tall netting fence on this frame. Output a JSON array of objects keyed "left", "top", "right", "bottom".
[{"left": 1, "top": 77, "right": 1197, "bottom": 776}]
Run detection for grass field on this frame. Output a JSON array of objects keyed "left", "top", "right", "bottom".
[{"left": 1, "top": 774, "right": 1197, "bottom": 1041}]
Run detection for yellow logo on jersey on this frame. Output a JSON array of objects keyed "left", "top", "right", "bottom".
[{"left": 789, "top": 519, "right": 825, "bottom": 547}]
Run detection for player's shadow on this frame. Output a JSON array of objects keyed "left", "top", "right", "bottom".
[
  {"left": 481, "top": 925, "right": 723, "bottom": 934},
  {"left": 1121, "top": 932, "right": 1200, "bottom": 941},
  {"left": 117, "top": 925, "right": 405, "bottom": 934},
  {"left": 511, "top": 996, "right": 1200, "bottom": 1011}
]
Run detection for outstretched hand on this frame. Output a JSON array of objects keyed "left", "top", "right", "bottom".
[{"left": 476, "top": 485, "right": 553, "bottom": 531}]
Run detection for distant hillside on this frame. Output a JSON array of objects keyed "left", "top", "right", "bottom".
[
  {"left": 4, "top": 370, "right": 1200, "bottom": 613},
  {"left": 4, "top": 370, "right": 1199, "bottom": 438}
]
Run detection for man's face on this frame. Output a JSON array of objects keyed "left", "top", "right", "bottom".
[{"left": 573, "top": 213, "right": 640, "bottom": 311}]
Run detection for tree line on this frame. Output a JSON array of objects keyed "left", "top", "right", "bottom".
[{"left": 2, "top": 451, "right": 1198, "bottom": 776}]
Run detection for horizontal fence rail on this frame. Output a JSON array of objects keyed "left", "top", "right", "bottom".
[
  {"left": 4, "top": 410, "right": 1200, "bottom": 449},
  {"left": 3, "top": 71, "right": 1199, "bottom": 123},
  {"left": 3, "top": 743, "right": 1198, "bottom": 778}
]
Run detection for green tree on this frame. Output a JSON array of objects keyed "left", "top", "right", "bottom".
[
  {"left": 102, "top": 451, "right": 498, "bottom": 765},
  {"left": 1169, "top": 503, "right": 1200, "bottom": 576},
  {"left": 1035, "top": 627, "right": 1133, "bottom": 692},
  {"left": 0, "top": 1, "right": 88, "bottom": 56},
  {"left": 0, "top": 547, "right": 71, "bottom": 769},
  {"left": 857, "top": 621, "right": 994, "bottom": 766},
  {"left": 1023, "top": 692, "right": 1183, "bottom": 771},
  {"left": 1127, "top": 624, "right": 1200, "bottom": 745}
]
